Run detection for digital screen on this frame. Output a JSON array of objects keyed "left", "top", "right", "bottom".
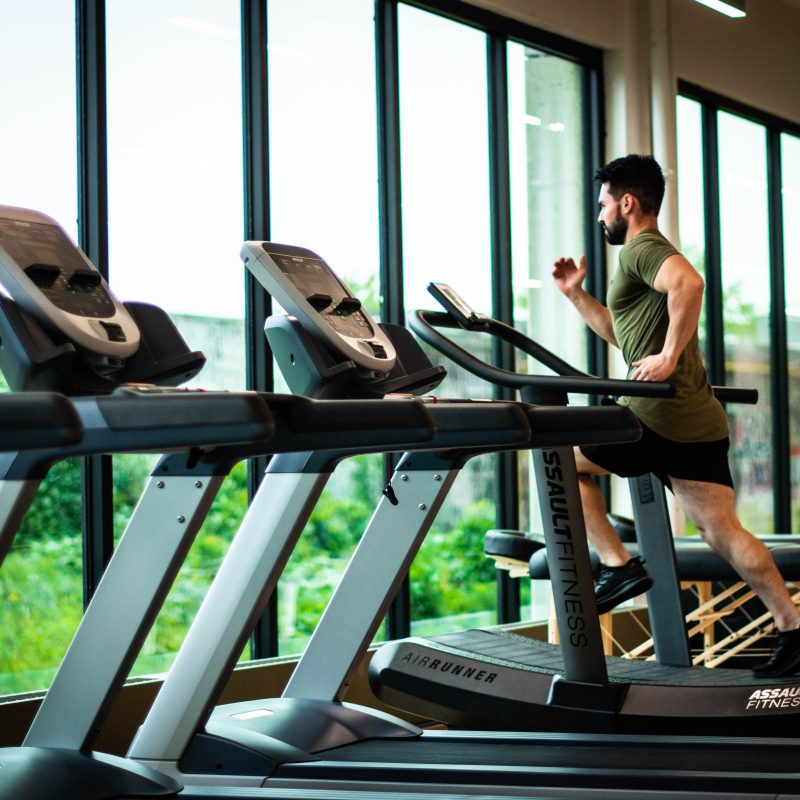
[
  {"left": 430, "top": 282, "right": 476, "bottom": 320},
  {"left": 266, "top": 251, "right": 374, "bottom": 340},
  {"left": 0, "top": 217, "right": 115, "bottom": 318},
  {"left": 0, "top": 218, "right": 87, "bottom": 274}
]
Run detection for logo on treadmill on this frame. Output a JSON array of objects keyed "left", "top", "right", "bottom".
[
  {"left": 746, "top": 686, "right": 800, "bottom": 710},
  {"left": 542, "top": 449, "right": 589, "bottom": 649},
  {"left": 400, "top": 652, "right": 497, "bottom": 684}
]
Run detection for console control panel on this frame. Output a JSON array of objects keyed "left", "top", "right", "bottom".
[
  {"left": 0, "top": 206, "right": 139, "bottom": 366},
  {"left": 241, "top": 241, "right": 396, "bottom": 374}
]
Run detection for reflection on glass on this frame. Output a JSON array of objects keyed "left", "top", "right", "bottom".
[
  {"left": 676, "top": 96, "right": 707, "bottom": 347},
  {"left": 106, "top": 0, "right": 247, "bottom": 675},
  {"left": 399, "top": 5, "right": 497, "bottom": 634},
  {"left": 507, "top": 41, "right": 587, "bottom": 562},
  {"left": 783, "top": 134, "right": 800, "bottom": 530},
  {"left": 0, "top": 4, "right": 80, "bottom": 695},
  {"left": 508, "top": 42, "right": 587, "bottom": 375},
  {"left": 268, "top": 0, "right": 382, "bottom": 654},
  {"left": 718, "top": 111, "right": 772, "bottom": 531}
]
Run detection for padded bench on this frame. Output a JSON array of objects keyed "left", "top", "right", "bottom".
[{"left": 485, "top": 523, "right": 800, "bottom": 664}]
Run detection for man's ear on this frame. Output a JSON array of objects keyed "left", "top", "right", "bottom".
[{"left": 621, "top": 192, "right": 636, "bottom": 215}]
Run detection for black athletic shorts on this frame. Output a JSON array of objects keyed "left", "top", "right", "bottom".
[{"left": 579, "top": 416, "right": 734, "bottom": 490}]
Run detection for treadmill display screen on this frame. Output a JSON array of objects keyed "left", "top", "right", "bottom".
[
  {"left": 0, "top": 218, "right": 86, "bottom": 274},
  {"left": 266, "top": 251, "right": 376, "bottom": 341},
  {"left": 0, "top": 218, "right": 116, "bottom": 318}
]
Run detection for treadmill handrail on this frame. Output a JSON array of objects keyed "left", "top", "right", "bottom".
[
  {"left": 411, "top": 310, "right": 758, "bottom": 405},
  {"left": 410, "top": 310, "right": 673, "bottom": 399},
  {"left": 0, "top": 393, "right": 83, "bottom": 450}
]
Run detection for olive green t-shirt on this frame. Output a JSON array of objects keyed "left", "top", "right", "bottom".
[{"left": 607, "top": 229, "right": 728, "bottom": 442}]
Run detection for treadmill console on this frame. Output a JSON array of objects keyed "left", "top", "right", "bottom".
[
  {"left": 0, "top": 205, "right": 140, "bottom": 371},
  {"left": 428, "top": 282, "right": 488, "bottom": 330},
  {"left": 241, "top": 241, "right": 396, "bottom": 375}
]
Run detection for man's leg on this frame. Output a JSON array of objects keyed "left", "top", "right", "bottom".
[
  {"left": 670, "top": 478, "right": 800, "bottom": 632},
  {"left": 574, "top": 447, "right": 652, "bottom": 613},
  {"left": 670, "top": 477, "right": 800, "bottom": 678}
]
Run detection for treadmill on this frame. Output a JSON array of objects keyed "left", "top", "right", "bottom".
[
  {"left": 223, "top": 278, "right": 800, "bottom": 799},
  {"left": 25, "top": 243, "right": 797, "bottom": 797},
  {"left": 0, "top": 209, "right": 450, "bottom": 800},
  {"left": 368, "top": 285, "right": 798, "bottom": 738},
  {"left": 123, "top": 243, "right": 707, "bottom": 795}
]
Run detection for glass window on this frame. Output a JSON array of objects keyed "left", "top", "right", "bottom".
[
  {"left": 508, "top": 42, "right": 588, "bottom": 375},
  {"left": 267, "top": 0, "right": 382, "bottom": 654},
  {"left": 106, "top": 0, "right": 245, "bottom": 386},
  {"left": 783, "top": 134, "right": 800, "bottom": 530},
  {"left": 507, "top": 42, "right": 589, "bottom": 565},
  {"left": 106, "top": 0, "right": 246, "bottom": 676},
  {"left": 0, "top": 2, "right": 81, "bottom": 695},
  {"left": 0, "top": 2, "right": 78, "bottom": 236},
  {"left": 676, "top": 96, "right": 707, "bottom": 347},
  {"left": 398, "top": 5, "right": 498, "bottom": 634},
  {"left": 718, "top": 111, "right": 772, "bottom": 531}
]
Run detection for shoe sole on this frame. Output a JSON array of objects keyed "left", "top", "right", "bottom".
[{"left": 595, "top": 575, "right": 654, "bottom": 615}]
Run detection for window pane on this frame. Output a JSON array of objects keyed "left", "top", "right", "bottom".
[
  {"left": 106, "top": 0, "right": 246, "bottom": 676},
  {"left": 507, "top": 41, "right": 588, "bottom": 556},
  {"left": 0, "top": 2, "right": 80, "bottom": 695},
  {"left": 784, "top": 133, "right": 800, "bottom": 531},
  {"left": 399, "top": 5, "right": 498, "bottom": 634},
  {"left": 677, "top": 96, "right": 707, "bottom": 347},
  {"left": 0, "top": 2, "right": 77, "bottom": 236},
  {"left": 718, "top": 111, "right": 772, "bottom": 531},
  {"left": 106, "top": 0, "right": 245, "bottom": 388},
  {"left": 268, "top": 0, "right": 379, "bottom": 315},
  {"left": 267, "top": 0, "right": 382, "bottom": 654}
]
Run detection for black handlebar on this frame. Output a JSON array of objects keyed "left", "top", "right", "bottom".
[
  {"left": 712, "top": 386, "right": 758, "bottom": 404},
  {"left": 411, "top": 309, "right": 758, "bottom": 406},
  {"left": 411, "top": 310, "right": 674, "bottom": 399}
]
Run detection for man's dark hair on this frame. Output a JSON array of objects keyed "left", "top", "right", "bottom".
[{"left": 595, "top": 154, "right": 665, "bottom": 215}]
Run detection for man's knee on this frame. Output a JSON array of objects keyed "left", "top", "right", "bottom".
[{"left": 574, "top": 447, "right": 609, "bottom": 476}]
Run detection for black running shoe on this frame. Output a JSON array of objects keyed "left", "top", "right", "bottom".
[
  {"left": 753, "top": 628, "right": 800, "bottom": 679},
  {"left": 594, "top": 556, "right": 653, "bottom": 615}
]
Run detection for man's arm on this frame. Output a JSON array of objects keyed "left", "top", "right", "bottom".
[
  {"left": 552, "top": 256, "right": 618, "bottom": 347},
  {"left": 629, "top": 254, "right": 705, "bottom": 382}
]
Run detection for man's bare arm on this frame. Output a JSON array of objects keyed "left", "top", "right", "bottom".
[
  {"left": 552, "top": 256, "right": 618, "bottom": 347},
  {"left": 630, "top": 254, "right": 704, "bottom": 382}
]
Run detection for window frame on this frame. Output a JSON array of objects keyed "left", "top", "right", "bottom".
[{"left": 679, "top": 80, "right": 800, "bottom": 533}]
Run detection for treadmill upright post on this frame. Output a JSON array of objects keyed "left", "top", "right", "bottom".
[
  {"left": 282, "top": 459, "right": 460, "bottom": 701},
  {"left": 629, "top": 473, "right": 691, "bottom": 666},
  {"left": 24, "top": 467, "right": 228, "bottom": 750},
  {"left": 531, "top": 446, "right": 610, "bottom": 691}
]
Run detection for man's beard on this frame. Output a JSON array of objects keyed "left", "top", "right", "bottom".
[{"left": 602, "top": 211, "right": 627, "bottom": 245}]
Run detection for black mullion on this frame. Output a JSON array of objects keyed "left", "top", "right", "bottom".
[
  {"left": 767, "top": 130, "right": 791, "bottom": 533},
  {"left": 376, "top": 0, "right": 404, "bottom": 327},
  {"left": 584, "top": 66, "right": 606, "bottom": 379},
  {"left": 241, "top": 0, "right": 277, "bottom": 659},
  {"left": 377, "top": 0, "right": 410, "bottom": 640},
  {"left": 76, "top": 0, "right": 114, "bottom": 608},
  {"left": 701, "top": 104, "right": 725, "bottom": 386},
  {"left": 487, "top": 34, "right": 519, "bottom": 623},
  {"left": 582, "top": 65, "right": 611, "bottom": 505}
]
